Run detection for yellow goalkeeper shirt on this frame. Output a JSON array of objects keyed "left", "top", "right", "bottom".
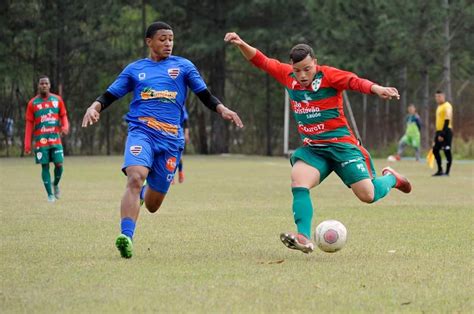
[{"left": 435, "top": 101, "right": 453, "bottom": 131}]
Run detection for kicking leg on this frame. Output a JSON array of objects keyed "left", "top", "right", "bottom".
[{"left": 352, "top": 167, "right": 411, "bottom": 204}]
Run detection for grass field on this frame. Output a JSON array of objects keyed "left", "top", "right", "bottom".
[{"left": 1, "top": 155, "right": 473, "bottom": 313}]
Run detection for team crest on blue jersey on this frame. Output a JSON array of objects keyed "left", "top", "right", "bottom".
[
  {"left": 168, "top": 68, "right": 180, "bottom": 79},
  {"left": 138, "top": 73, "right": 146, "bottom": 80},
  {"left": 130, "top": 145, "right": 142, "bottom": 156}
]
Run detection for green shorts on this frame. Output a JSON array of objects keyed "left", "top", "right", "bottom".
[
  {"left": 290, "top": 144, "right": 376, "bottom": 186},
  {"left": 399, "top": 134, "right": 420, "bottom": 148},
  {"left": 35, "top": 146, "right": 64, "bottom": 164}
]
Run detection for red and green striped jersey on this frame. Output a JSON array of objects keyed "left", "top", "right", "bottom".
[
  {"left": 26, "top": 93, "right": 67, "bottom": 149},
  {"left": 250, "top": 50, "right": 375, "bottom": 147}
]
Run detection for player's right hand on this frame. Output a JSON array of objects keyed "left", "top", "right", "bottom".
[
  {"left": 224, "top": 32, "right": 244, "bottom": 46},
  {"left": 82, "top": 107, "right": 100, "bottom": 127}
]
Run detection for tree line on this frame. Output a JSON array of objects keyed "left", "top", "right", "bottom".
[{"left": 1, "top": 0, "right": 473, "bottom": 157}]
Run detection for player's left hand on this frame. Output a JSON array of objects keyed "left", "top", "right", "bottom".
[
  {"left": 372, "top": 85, "right": 400, "bottom": 100},
  {"left": 61, "top": 127, "right": 69, "bottom": 136},
  {"left": 82, "top": 107, "right": 101, "bottom": 127},
  {"left": 217, "top": 105, "right": 244, "bottom": 128}
]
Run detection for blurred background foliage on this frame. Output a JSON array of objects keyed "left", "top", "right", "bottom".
[{"left": 1, "top": 0, "right": 473, "bottom": 157}]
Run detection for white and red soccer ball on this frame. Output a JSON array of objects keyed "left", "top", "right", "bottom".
[{"left": 314, "top": 220, "right": 347, "bottom": 253}]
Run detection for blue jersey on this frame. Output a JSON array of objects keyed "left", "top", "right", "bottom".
[{"left": 108, "top": 56, "right": 206, "bottom": 142}]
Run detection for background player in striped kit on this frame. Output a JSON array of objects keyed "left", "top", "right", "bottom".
[
  {"left": 225, "top": 32, "right": 411, "bottom": 253},
  {"left": 24, "top": 76, "right": 69, "bottom": 202}
]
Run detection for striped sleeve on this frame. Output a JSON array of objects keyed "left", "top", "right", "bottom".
[
  {"left": 324, "top": 66, "right": 374, "bottom": 94},
  {"left": 25, "top": 99, "right": 35, "bottom": 122},
  {"left": 250, "top": 50, "right": 292, "bottom": 86}
]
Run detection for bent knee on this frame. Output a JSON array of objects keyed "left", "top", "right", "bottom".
[
  {"left": 291, "top": 178, "right": 315, "bottom": 189},
  {"left": 145, "top": 201, "right": 162, "bottom": 213},
  {"left": 357, "top": 191, "right": 375, "bottom": 203},
  {"left": 127, "top": 173, "right": 145, "bottom": 191}
]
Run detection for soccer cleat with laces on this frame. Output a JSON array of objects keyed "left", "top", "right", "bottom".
[
  {"left": 382, "top": 166, "right": 412, "bottom": 193},
  {"left": 280, "top": 232, "right": 314, "bottom": 254},
  {"left": 115, "top": 234, "right": 133, "bottom": 258}
]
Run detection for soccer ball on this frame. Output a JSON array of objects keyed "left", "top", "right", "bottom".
[
  {"left": 387, "top": 155, "right": 397, "bottom": 162},
  {"left": 314, "top": 220, "right": 347, "bottom": 253}
]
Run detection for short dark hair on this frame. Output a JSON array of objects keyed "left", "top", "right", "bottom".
[
  {"left": 145, "top": 21, "right": 172, "bottom": 38},
  {"left": 38, "top": 75, "right": 49, "bottom": 82},
  {"left": 289, "top": 44, "right": 315, "bottom": 63},
  {"left": 435, "top": 90, "right": 444, "bottom": 94}
]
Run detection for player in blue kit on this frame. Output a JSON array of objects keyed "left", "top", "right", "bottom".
[{"left": 82, "top": 22, "right": 243, "bottom": 258}]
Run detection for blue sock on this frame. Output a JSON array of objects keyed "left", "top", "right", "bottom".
[{"left": 121, "top": 217, "right": 136, "bottom": 240}]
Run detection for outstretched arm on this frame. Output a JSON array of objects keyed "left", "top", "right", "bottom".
[
  {"left": 82, "top": 101, "right": 102, "bottom": 128},
  {"left": 224, "top": 32, "right": 291, "bottom": 85},
  {"left": 82, "top": 92, "right": 118, "bottom": 128},
  {"left": 370, "top": 85, "right": 400, "bottom": 100},
  {"left": 224, "top": 32, "right": 257, "bottom": 60}
]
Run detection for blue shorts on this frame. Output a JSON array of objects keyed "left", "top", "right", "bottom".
[{"left": 122, "top": 128, "right": 183, "bottom": 194}]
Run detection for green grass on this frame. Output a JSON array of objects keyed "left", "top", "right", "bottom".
[{"left": 1, "top": 155, "right": 473, "bottom": 313}]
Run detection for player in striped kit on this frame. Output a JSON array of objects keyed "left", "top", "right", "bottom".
[
  {"left": 225, "top": 32, "right": 411, "bottom": 253},
  {"left": 24, "top": 75, "right": 69, "bottom": 202}
]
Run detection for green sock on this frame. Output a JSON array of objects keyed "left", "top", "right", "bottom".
[
  {"left": 41, "top": 164, "right": 53, "bottom": 196},
  {"left": 292, "top": 187, "right": 313, "bottom": 239},
  {"left": 371, "top": 174, "right": 396, "bottom": 203},
  {"left": 53, "top": 165, "right": 63, "bottom": 186}
]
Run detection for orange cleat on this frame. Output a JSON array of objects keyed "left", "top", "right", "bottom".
[{"left": 382, "top": 166, "right": 412, "bottom": 193}]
